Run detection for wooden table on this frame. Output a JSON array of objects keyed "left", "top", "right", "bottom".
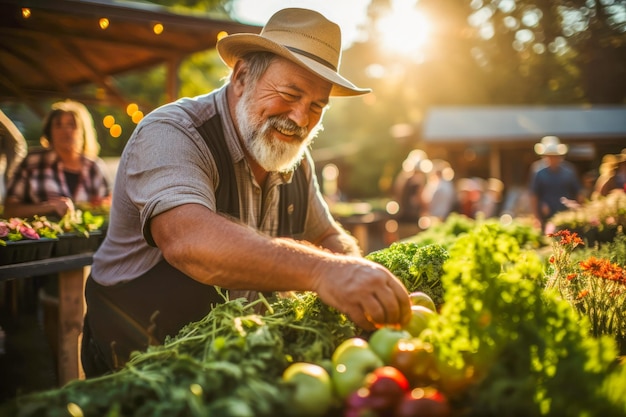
[{"left": 0, "top": 253, "right": 93, "bottom": 385}]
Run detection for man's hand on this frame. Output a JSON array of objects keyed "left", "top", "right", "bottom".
[{"left": 313, "top": 258, "right": 412, "bottom": 331}]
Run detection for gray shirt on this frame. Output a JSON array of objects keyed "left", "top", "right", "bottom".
[{"left": 92, "top": 86, "right": 336, "bottom": 285}]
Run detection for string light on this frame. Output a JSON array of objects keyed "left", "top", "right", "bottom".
[
  {"left": 131, "top": 111, "right": 144, "bottom": 124},
  {"left": 103, "top": 115, "right": 115, "bottom": 128},
  {"left": 99, "top": 18, "right": 109, "bottom": 30},
  {"left": 110, "top": 124, "right": 122, "bottom": 138},
  {"left": 126, "top": 103, "right": 138, "bottom": 116}
]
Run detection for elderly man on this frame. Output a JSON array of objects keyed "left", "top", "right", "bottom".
[{"left": 81, "top": 8, "right": 412, "bottom": 376}]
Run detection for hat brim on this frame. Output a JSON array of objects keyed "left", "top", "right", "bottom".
[
  {"left": 534, "top": 142, "right": 568, "bottom": 156},
  {"left": 217, "top": 33, "right": 371, "bottom": 97}
]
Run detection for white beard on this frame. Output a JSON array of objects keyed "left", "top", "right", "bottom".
[{"left": 235, "top": 89, "right": 323, "bottom": 172}]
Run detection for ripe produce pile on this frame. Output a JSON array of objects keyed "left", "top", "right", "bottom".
[{"left": 2, "top": 223, "right": 626, "bottom": 417}]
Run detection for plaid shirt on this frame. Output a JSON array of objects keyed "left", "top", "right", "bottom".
[{"left": 6, "top": 148, "right": 110, "bottom": 206}]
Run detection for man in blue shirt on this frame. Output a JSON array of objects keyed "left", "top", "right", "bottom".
[{"left": 530, "top": 138, "right": 583, "bottom": 232}]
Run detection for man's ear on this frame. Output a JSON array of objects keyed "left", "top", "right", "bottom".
[{"left": 231, "top": 60, "right": 247, "bottom": 97}]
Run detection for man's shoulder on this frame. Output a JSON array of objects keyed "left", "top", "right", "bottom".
[{"left": 143, "top": 89, "right": 223, "bottom": 128}]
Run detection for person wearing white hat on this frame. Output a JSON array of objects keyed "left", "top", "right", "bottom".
[
  {"left": 528, "top": 135, "right": 576, "bottom": 187},
  {"left": 530, "top": 136, "right": 583, "bottom": 232},
  {"left": 81, "top": 8, "right": 411, "bottom": 376}
]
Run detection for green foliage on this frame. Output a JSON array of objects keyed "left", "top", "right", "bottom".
[
  {"left": 428, "top": 225, "right": 625, "bottom": 417},
  {"left": 4, "top": 292, "right": 356, "bottom": 417},
  {"left": 178, "top": 50, "right": 229, "bottom": 99},
  {"left": 405, "top": 213, "right": 544, "bottom": 250},
  {"left": 366, "top": 241, "right": 448, "bottom": 307}
]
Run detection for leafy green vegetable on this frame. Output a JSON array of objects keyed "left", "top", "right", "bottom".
[
  {"left": 428, "top": 224, "right": 624, "bottom": 417},
  {"left": 2, "top": 292, "right": 356, "bottom": 417},
  {"left": 367, "top": 241, "right": 448, "bottom": 307}
]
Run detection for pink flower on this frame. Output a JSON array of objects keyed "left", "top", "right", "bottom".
[
  {"left": 0, "top": 222, "right": 8, "bottom": 238},
  {"left": 19, "top": 225, "right": 40, "bottom": 240}
]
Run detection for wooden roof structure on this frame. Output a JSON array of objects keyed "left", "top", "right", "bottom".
[{"left": 0, "top": 0, "right": 260, "bottom": 114}]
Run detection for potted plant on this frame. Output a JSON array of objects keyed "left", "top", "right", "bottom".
[
  {"left": 52, "top": 209, "right": 107, "bottom": 256},
  {"left": 0, "top": 217, "right": 60, "bottom": 264}
]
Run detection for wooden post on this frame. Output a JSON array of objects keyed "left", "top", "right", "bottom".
[{"left": 57, "top": 266, "right": 89, "bottom": 385}]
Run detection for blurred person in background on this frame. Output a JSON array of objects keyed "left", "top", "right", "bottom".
[
  {"left": 393, "top": 149, "right": 428, "bottom": 223},
  {"left": 580, "top": 169, "right": 598, "bottom": 201},
  {"left": 478, "top": 177, "right": 504, "bottom": 218},
  {"left": 421, "top": 159, "right": 457, "bottom": 221},
  {"left": 593, "top": 150, "right": 626, "bottom": 198},
  {"left": 0, "top": 110, "right": 27, "bottom": 207},
  {"left": 4, "top": 100, "right": 111, "bottom": 220},
  {"left": 592, "top": 153, "right": 618, "bottom": 199},
  {"left": 456, "top": 177, "right": 483, "bottom": 219},
  {"left": 530, "top": 139, "right": 583, "bottom": 233},
  {"left": 528, "top": 135, "right": 576, "bottom": 187}
]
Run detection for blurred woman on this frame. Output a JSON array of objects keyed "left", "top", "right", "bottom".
[{"left": 4, "top": 100, "right": 111, "bottom": 219}]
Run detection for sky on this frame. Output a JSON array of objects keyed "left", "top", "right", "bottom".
[{"left": 230, "top": 0, "right": 371, "bottom": 48}]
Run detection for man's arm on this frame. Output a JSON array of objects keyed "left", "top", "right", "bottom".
[
  {"left": 312, "top": 223, "right": 362, "bottom": 257},
  {"left": 150, "top": 203, "right": 411, "bottom": 330}
]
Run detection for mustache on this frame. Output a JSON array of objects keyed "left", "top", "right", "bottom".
[{"left": 269, "top": 116, "right": 308, "bottom": 141}]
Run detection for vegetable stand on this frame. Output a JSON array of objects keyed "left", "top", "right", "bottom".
[{"left": 0, "top": 252, "right": 93, "bottom": 385}]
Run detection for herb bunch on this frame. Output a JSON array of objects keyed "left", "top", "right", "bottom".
[
  {"left": 4, "top": 292, "right": 356, "bottom": 417},
  {"left": 366, "top": 241, "right": 448, "bottom": 307}
]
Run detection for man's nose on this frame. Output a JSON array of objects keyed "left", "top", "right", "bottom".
[{"left": 289, "top": 102, "right": 310, "bottom": 128}]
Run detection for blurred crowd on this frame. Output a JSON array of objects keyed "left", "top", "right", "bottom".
[
  {"left": 393, "top": 137, "right": 626, "bottom": 234},
  {"left": 392, "top": 149, "right": 505, "bottom": 226}
]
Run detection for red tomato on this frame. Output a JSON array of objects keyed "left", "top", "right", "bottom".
[
  {"left": 395, "top": 387, "right": 452, "bottom": 417},
  {"left": 362, "top": 366, "right": 410, "bottom": 414}
]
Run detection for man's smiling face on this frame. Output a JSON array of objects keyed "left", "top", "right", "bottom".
[{"left": 235, "top": 57, "right": 331, "bottom": 172}]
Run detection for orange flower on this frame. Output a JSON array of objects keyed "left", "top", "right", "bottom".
[
  {"left": 548, "top": 230, "right": 584, "bottom": 247},
  {"left": 579, "top": 257, "right": 626, "bottom": 284},
  {"left": 576, "top": 289, "right": 589, "bottom": 300},
  {"left": 566, "top": 273, "right": 577, "bottom": 281}
]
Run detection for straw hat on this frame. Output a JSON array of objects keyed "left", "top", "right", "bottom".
[
  {"left": 534, "top": 135, "right": 568, "bottom": 156},
  {"left": 216, "top": 8, "right": 371, "bottom": 97}
]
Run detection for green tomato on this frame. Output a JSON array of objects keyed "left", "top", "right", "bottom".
[
  {"left": 331, "top": 337, "right": 369, "bottom": 365},
  {"left": 283, "top": 362, "right": 335, "bottom": 417},
  {"left": 409, "top": 291, "right": 437, "bottom": 312},
  {"left": 404, "top": 305, "right": 436, "bottom": 337},
  {"left": 368, "top": 326, "right": 412, "bottom": 365},
  {"left": 331, "top": 340, "right": 384, "bottom": 399}
]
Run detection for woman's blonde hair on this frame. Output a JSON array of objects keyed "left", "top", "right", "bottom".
[{"left": 41, "top": 99, "right": 100, "bottom": 159}]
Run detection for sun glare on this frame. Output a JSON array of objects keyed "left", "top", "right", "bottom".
[{"left": 377, "top": 1, "right": 431, "bottom": 58}]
